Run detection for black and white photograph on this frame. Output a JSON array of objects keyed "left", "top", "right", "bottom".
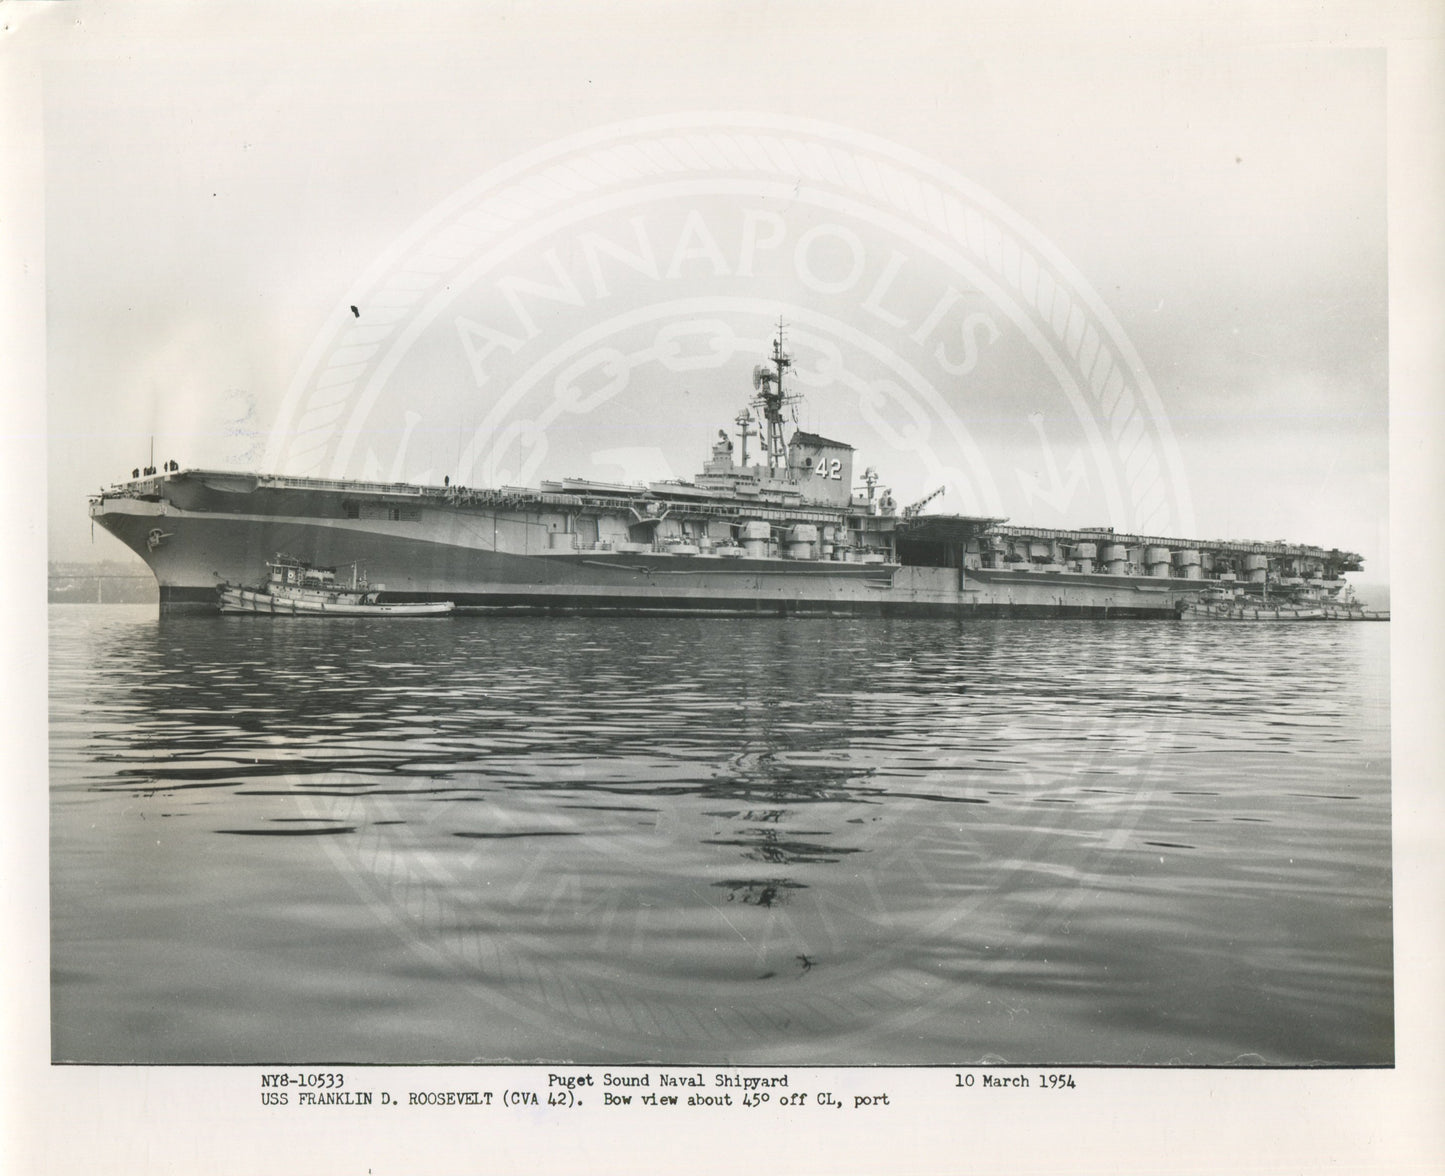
[{"left": 6, "top": 2, "right": 1442, "bottom": 1173}]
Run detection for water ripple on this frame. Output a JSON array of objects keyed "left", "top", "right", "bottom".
[{"left": 50, "top": 607, "right": 1391, "bottom": 1065}]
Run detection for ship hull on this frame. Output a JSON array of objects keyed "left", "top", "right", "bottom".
[{"left": 91, "top": 483, "right": 1198, "bottom": 619}]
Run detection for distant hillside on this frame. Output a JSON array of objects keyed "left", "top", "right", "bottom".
[{"left": 49, "top": 561, "right": 158, "bottom": 604}]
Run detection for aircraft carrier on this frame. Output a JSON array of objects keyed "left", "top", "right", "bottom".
[{"left": 89, "top": 328, "right": 1367, "bottom": 619}]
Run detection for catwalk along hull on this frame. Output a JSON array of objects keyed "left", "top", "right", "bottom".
[{"left": 93, "top": 473, "right": 1211, "bottom": 619}]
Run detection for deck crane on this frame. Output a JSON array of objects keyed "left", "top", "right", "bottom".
[{"left": 902, "top": 485, "right": 947, "bottom": 519}]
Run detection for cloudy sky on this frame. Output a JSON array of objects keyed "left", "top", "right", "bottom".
[{"left": 16, "top": 3, "right": 1410, "bottom": 578}]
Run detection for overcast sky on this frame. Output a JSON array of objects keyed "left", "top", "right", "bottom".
[{"left": 19, "top": 3, "right": 1405, "bottom": 577}]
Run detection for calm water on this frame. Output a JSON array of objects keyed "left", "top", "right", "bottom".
[{"left": 49, "top": 605, "right": 1392, "bottom": 1065}]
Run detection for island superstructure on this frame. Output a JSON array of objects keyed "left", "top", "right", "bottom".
[{"left": 89, "top": 325, "right": 1366, "bottom": 618}]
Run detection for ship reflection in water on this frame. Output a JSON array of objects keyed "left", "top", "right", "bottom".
[{"left": 49, "top": 607, "right": 1392, "bottom": 1065}]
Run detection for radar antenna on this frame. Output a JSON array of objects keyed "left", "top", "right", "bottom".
[
  {"left": 856, "top": 466, "right": 879, "bottom": 502},
  {"left": 749, "top": 317, "right": 801, "bottom": 472}
]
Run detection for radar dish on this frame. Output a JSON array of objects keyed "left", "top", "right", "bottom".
[{"left": 752, "top": 365, "right": 767, "bottom": 391}]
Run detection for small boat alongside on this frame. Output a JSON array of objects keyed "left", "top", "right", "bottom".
[
  {"left": 1179, "top": 584, "right": 1387, "bottom": 622},
  {"left": 1319, "top": 605, "right": 1390, "bottom": 621},
  {"left": 218, "top": 555, "right": 454, "bottom": 617},
  {"left": 1181, "top": 598, "right": 1326, "bottom": 622}
]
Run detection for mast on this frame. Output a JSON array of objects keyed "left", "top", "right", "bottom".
[
  {"left": 750, "top": 317, "right": 799, "bottom": 472},
  {"left": 734, "top": 410, "right": 756, "bottom": 467}
]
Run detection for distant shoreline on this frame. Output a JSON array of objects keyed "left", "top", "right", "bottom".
[{"left": 49, "top": 561, "right": 157, "bottom": 605}]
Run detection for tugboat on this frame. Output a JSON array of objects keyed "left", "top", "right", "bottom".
[
  {"left": 1178, "top": 582, "right": 1387, "bottom": 622},
  {"left": 1179, "top": 586, "right": 1326, "bottom": 622},
  {"left": 218, "top": 555, "right": 454, "bottom": 617}
]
